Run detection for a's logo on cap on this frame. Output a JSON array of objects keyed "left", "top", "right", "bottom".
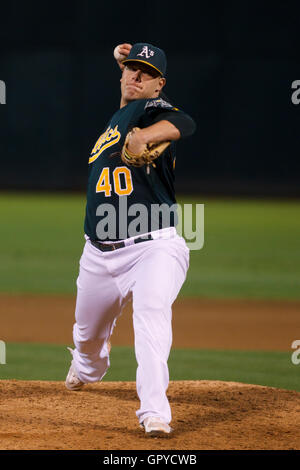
[{"left": 137, "top": 46, "right": 155, "bottom": 59}]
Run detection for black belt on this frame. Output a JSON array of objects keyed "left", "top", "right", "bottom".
[{"left": 91, "top": 235, "right": 153, "bottom": 252}]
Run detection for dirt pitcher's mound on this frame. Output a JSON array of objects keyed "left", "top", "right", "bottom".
[{"left": 0, "top": 380, "right": 300, "bottom": 450}]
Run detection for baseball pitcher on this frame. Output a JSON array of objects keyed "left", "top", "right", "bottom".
[{"left": 65, "top": 42, "right": 196, "bottom": 437}]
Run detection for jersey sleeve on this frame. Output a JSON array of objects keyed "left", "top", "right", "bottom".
[{"left": 139, "top": 98, "right": 196, "bottom": 139}]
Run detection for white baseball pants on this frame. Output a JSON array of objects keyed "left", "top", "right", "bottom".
[{"left": 71, "top": 227, "right": 189, "bottom": 424}]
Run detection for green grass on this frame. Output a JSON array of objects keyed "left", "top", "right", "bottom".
[
  {"left": 0, "top": 193, "right": 85, "bottom": 294},
  {"left": 0, "top": 343, "right": 299, "bottom": 393},
  {"left": 181, "top": 196, "right": 300, "bottom": 299},
  {"left": 0, "top": 193, "right": 300, "bottom": 299}
]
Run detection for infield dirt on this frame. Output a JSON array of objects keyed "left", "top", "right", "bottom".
[
  {"left": 1, "top": 295, "right": 300, "bottom": 450},
  {"left": 0, "top": 379, "right": 299, "bottom": 450},
  {"left": 1, "top": 294, "right": 299, "bottom": 350}
]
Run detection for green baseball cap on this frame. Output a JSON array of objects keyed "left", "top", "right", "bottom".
[{"left": 122, "top": 43, "right": 167, "bottom": 77}]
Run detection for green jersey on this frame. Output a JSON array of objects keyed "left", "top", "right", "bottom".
[{"left": 84, "top": 97, "right": 196, "bottom": 241}]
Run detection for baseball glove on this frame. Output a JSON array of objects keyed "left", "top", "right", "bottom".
[{"left": 121, "top": 127, "right": 171, "bottom": 168}]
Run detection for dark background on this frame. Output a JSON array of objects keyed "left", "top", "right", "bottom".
[{"left": 0, "top": 0, "right": 299, "bottom": 196}]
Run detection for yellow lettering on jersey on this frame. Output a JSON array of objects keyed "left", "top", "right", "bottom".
[
  {"left": 89, "top": 125, "right": 121, "bottom": 164},
  {"left": 96, "top": 167, "right": 112, "bottom": 197},
  {"left": 113, "top": 167, "right": 133, "bottom": 196}
]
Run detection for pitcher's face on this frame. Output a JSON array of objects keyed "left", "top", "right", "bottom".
[{"left": 120, "top": 63, "right": 166, "bottom": 104}]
